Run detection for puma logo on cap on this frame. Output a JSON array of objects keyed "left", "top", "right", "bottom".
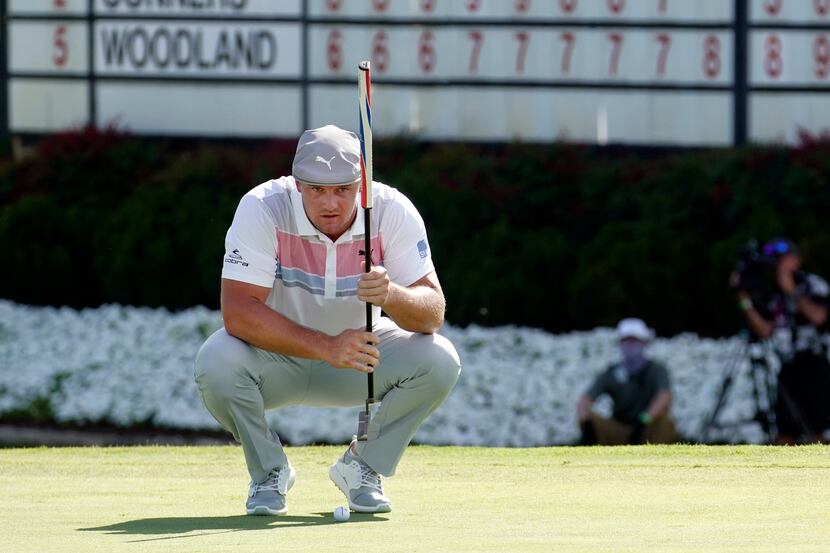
[
  {"left": 315, "top": 155, "right": 336, "bottom": 170},
  {"left": 293, "top": 125, "right": 361, "bottom": 185}
]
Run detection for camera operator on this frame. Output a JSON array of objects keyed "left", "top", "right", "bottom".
[{"left": 733, "top": 237, "right": 830, "bottom": 444}]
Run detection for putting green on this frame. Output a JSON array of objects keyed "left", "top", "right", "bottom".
[{"left": 1, "top": 445, "right": 829, "bottom": 552}]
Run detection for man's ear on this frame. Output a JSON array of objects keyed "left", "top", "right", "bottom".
[{"left": 295, "top": 180, "right": 302, "bottom": 192}]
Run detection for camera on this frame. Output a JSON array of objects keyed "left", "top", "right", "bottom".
[{"left": 732, "top": 239, "right": 777, "bottom": 304}]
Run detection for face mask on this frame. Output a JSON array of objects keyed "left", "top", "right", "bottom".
[{"left": 620, "top": 341, "right": 647, "bottom": 373}]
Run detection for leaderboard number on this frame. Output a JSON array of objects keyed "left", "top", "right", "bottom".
[
  {"left": 468, "top": 31, "right": 530, "bottom": 74},
  {"left": 462, "top": 31, "right": 718, "bottom": 79},
  {"left": 325, "top": 29, "right": 436, "bottom": 74},
  {"left": 53, "top": 26, "right": 69, "bottom": 67},
  {"left": 515, "top": 32, "right": 529, "bottom": 74},
  {"left": 468, "top": 31, "right": 483, "bottom": 72},
  {"left": 573, "top": 32, "right": 718, "bottom": 79},
  {"left": 764, "top": 0, "right": 830, "bottom": 16},
  {"left": 608, "top": 33, "right": 623, "bottom": 75},
  {"left": 324, "top": 30, "right": 721, "bottom": 80},
  {"left": 703, "top": 35, "right": 721, "bottom": 79},
  {"left": 52, "top": 0, "right": 69, "bottom": 68},
  {"left": 419, "top": 31, "right": 436, "bottom": 73},
  {"left": 326, "top": 0, "right": 672, "bottom": 15},
  {"left": 464, "top": 32, "right": 687, "bottom": 78},
  {"left": 656, "top": 33, "right": 671, "bottom": 75},
  {"left": 326, "top": 30, "right": 342, "bottom": 71},
  {"left": 816, "top": 35, "right": 830, "bottom": 79},
  {"left": 372, "top": 30, "right": 389, "bottom": 73},
  {"left": 760, "top": 32, "right": 830, "bottom": 80},
  {"left": 559, "top": 0, "right": 668, "bottom": 14},
  {"left": 765, "top": 34, "right": 783, "bottom": 79},
  {"left": 560, "top": 32, "right": 575, "bottom": 73}
]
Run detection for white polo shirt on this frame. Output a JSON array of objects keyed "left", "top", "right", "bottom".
[{"left": 221, "top": 177, "right": 435, "bottom": 336}]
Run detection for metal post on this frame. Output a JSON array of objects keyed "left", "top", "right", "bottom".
[
  {"left": 0, "top": 0, "right": 9, "bottom": 139},
  {"left": 300, "top": 0, "right": 309, "bottom": 131},
  {"left": 87, "top": 0, "right": 96, "bottom": 128},
  {"left": 733, "top": 0, "right": 749, "bottom": 146}
]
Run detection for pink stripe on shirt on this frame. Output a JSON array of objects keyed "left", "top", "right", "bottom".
[
  {"left": 277, "top": 230, "right": 326, "bottom": 275},
  {"left": 337, "top": 235, "right": 384, "bottom": 277}
]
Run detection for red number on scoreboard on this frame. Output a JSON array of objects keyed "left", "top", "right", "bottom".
[
  {"left": 815, "top": 35, "right": 830, "bottom": 78},
  {"left": 607, "top": 0, "right": 625, "bottom": 14},
  {"left": 420, "top": 0, "right": 436, "bottom": 11},
  {"left": 658, "top": 0, "right": 668, "bottom": 13},
  {"left": 53, "top": 24, "right": 68, "bottom": 67},
  {"left": 765, "top": 34, "right": 783, "bottom": 78},
  {"left": 608, "top": 33, "right": 624, "bottom": 76},
  {"left": 372, "top": 30, "right": 389, "bottom": 73},
  {"left": 764, "top": 0, "right": 782, "bottom": 15},
  {"left": 468, "top": 31, "right": 484, "bottom": 73},
  {"left": 656, "top": 33, "right": 671, "bottom": 76},
  {"left": 467, "top": 0, "right": 482, "bottom": 12},
  {"left": 560, "top": 0, "right": 577, "bottom": 13},
  {"left": 816, "top": 0, "right": 830, "bottom": 15},
  {"left": 325, "top": 0, "right": 342, "bottom": 11},
  {"left": 515, "top": 31, "right": 529, "bottom": 74},
  {"left": 560, "top": 32, "right": 575, "bottom": 74},
  {"left": 325, "top": 29, "right": 343, "bottom": 72},
  {"left": 372, "top": 0, "right": 390, "bottom": 12},
  {"left": 703, "top": 34, "right": 721, "bottom": 79},
  {"left": 418, "top": 30, "right": 436, "bottom": 73},
  {"left": 516, "top": 0, "right": 531, "bottom": 12}
]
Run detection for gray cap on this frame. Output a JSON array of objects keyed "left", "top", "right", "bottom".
[{"left": 292, "top": 125, "right": 361, "bottom": 185}]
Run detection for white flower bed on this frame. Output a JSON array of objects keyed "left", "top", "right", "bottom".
[{"left": 0, "top": 300, "right": 772, "bottom": 445}]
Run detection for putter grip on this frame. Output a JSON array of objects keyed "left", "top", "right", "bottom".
[{"left": 364, "top": 202, "right": 374, "bottom": 401}]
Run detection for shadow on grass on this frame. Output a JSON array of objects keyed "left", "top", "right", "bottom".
[{"left": 79, "top": 513, "right": 388, "bottom": 542}]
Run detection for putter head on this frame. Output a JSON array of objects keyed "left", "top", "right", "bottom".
[{"left": 356, "top": 398, "right": 378, "bottom": 442}]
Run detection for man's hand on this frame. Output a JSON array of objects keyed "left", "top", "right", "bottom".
[
  {"left": 576, "top": 395, "right": 593, "bottom": 423},
  {"left": 777, "top": 265, "right": 798, "bottom": 295},
  {"left": 729, "top": 270, "right": 743, "bottom": 291},
  {"left": 324, "top": 329, "right": 380, "bottom": 373},
  {"left": 358, "top": 262, "right": 391, "bottom": 307}
]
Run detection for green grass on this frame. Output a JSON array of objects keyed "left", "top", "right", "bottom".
[{"left": 1, "top": 445, "right": 829, "bottom": 552}]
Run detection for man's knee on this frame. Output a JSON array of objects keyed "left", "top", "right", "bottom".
[
  {"left": 420, "top": 334, "right": 462, "bottom": 394},
  {"left": 194, "top": 329, "right": 259, "bottom": 400},
  {"left": 644, "top": 415, "right": 677, "bottom": 444}
]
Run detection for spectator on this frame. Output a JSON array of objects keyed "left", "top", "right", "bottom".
[{"left": 577, "top": 318, "right": 677, "bottom": 445}]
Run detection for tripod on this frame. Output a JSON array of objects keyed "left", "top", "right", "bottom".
[{"left": 702, "top": 332, "right": 778, "bottom": 444}]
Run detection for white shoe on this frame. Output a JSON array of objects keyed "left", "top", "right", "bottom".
[
  {"left": 245, "top": 461, "right": 296, "bottom": 515},
  {"left": 329, "top": 442, "right": 392, "bottom": 513}
]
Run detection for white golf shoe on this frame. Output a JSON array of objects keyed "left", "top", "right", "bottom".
[
  {"left": 329, "top": 442, "right": 392, "bottom": 513},
  {"left": 245, "top": 461, "right": 296, "bottom": 515}
]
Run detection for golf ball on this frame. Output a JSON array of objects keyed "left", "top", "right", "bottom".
[{"left": 334, "top": 506, "right": 350, "bottom": 522}]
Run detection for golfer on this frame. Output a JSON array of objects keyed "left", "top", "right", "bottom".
[{"left": 194, "top": 125, "right": 461, "bottom": 515}]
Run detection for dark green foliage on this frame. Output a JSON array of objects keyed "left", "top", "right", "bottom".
[{"left": 2, "top": 127, "right": 829, "bottom": 336}]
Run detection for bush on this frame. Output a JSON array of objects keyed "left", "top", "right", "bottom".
[{"left": 2, "top": 127, "right": 830, "bottom": 336}]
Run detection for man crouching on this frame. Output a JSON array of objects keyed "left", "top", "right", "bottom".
[{"left": 194, "top": 125, "right": 461, "bottom": 514}]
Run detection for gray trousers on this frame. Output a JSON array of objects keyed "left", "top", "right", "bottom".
[{"left": 194, "top": 319, "right": 461, "bottom": 483}]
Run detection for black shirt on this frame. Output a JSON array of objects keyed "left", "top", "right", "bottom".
[
  {"left": 758, "top": 272, "right": 830, "bottom": 360},
  {"left": 586, "top": 360, "right": 671, "bottom": 426}
]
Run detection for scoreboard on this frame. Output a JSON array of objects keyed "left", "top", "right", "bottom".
[
  {"left": 750, "top": 0, "right": 830, "bottom": 143},
  {"left": 2, "top": 0, "right": 830, "bottom": 146}
]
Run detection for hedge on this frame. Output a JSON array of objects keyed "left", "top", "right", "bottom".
[{"left": 2, "top": 127, "right": 830, "bottom": 337}]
